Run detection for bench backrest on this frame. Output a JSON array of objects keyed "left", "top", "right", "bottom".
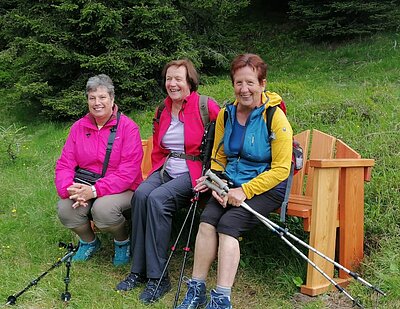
[
  {"left": 141, "top": 136, "right": 153, "bottom": 179},
  {"left": 291, "top": 129, "right": 365, "bottom": 197}
]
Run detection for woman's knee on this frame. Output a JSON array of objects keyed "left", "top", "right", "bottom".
[
  {"left": 57, "top": 199, "right": 87, "bottom": 228},
  {"left": 198, "top": 222, "right": 217, "bottom": 237},
  {"left": 131, "top": 185, "right": 151, "bottom": 210},
  {"left": 146, "top": 188, "right": 173, "bottom": 213},
  {"left": 91, "top": 199, "right": 124, "bottom": 228},
  {"left": 57, "top": 199, "right": 71, "bottom": 221}
]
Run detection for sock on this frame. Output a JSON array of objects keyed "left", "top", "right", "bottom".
[
  {"left": 80, "top": 236, "right": 97, "bottom": 245},
  {"left": 216, "top": 285, "right": 231, "bottom": 300},
  {"left": 192, "top": 277, "right": 206, "bottom": 285},
  {"left": 114, "top": 238, "right": 129, "bottom": 245}
]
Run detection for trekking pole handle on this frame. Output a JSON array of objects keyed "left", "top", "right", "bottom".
[
  {"left": 202, "top": 179, "right": 227, "bottom": 197},
  {"left": 205, "top": 169, "right": 229, "bottom": 193}
]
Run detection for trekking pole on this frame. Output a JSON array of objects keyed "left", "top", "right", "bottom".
[
  {"left": 151, "top": 198, "right": 197, "bottom": 303},
  {"left": 173, "top": 192, "right": 201, "bottom": 308},
  {"left": 203, "top": 170, "right": 386, "bottom": 306},
  {"left": 5, "top": 242, "right": 77, "bottom": 306}
]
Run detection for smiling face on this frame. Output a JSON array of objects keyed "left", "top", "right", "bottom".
[
  {"left": 233, "top": 66, "right": 266, "bottom": 110},
  {"left": 165, "top": 65, "right": 191, "bottom": 104},
  {"left": 87, "top": 86, "right": 114, "bottom": 125}
]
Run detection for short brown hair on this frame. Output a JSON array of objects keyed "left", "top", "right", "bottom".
[
  {"left": 162, "top": 59, "right": 199, "bottom": 92},
  {"left": 230, "top": 53, "right": 267, "bottom": 85}
]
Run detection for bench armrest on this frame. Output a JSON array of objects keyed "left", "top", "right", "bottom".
[{"left": 309, "top": 159, "right": 374, "bottom": 181}]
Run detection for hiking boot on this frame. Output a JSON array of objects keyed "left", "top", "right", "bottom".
[
  {"left": 72, "top": 237, "right": 101, "bottom": 262},
  {"left": 139, "top": 277, "right": 171, "bottom": 304},
  {"left": 113, "top": 239, "right": 130, "bottom": 266},
  {"left": 176, "top": 279, "right": 207, "bottom": 309},
  {"left": 116, "top": 273, "right": 146, "bottom": 291},
  {"left": 206, "top": 289, "right": 232, "bottom": 309}
]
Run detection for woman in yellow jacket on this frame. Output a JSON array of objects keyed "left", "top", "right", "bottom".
[{"left": 177, "top": 53, "right": 293, "bottom": 309}]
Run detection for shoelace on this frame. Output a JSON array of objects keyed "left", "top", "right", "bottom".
[
  {"left": 144, "top": 280, "right": 158, "bottom": 296},
  {"left": 181, "top": 283, "right": 201, "bottom": 305},
  {"left": 209, "top": 293, "right": 227, "bottom": 309},
  {"left": 83, "top": 243, "right": 97, "bottom": 257},
  {"left": 127, "top": 274, "right": 138, "bottom": 282}
]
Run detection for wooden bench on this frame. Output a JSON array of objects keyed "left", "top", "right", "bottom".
[{"left": 140, "top": 129, "right": 374, "bottom": 296}]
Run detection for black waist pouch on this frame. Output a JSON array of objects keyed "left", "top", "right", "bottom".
[{"left": 74, "top": 167, "right": 102, "bottom": 185}]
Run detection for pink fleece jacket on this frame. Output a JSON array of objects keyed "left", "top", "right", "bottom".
[
  {"left": 151, "top": 91, "right": 220, "bottom": 187},
  {"left": 55, "top": 105, "right": 143, "bottom": 199}
]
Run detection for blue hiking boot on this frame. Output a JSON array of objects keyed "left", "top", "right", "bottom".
[
  {"left": 176, "top": 279, "right": 207, "bottom": 309},
  {"left": 113, "top": 239, "right": 130, "bottom": 266},
  {"left": 206, "top": 289, "right": 232, "bottom": 309},
  {"left": 72, "top": 237, "right": 101, "bottom": 262},
  {"left": 139, "top": 277, "right": 171, "bottom": 304},
  {"left": 116, "top": 273, "right": 146, "bottom": 291}
]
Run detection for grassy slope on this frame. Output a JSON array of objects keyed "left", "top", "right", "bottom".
[{"left": 0, "top": 24, "right": 399, "bottom": 309}]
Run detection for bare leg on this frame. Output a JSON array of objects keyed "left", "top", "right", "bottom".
[
  {"left": 216, "top": 233, "right": 240, "bottom": 287},
  {"left": 192, "top": 222, "right": 218, "bottom": 280},
  {"left": 99, "top": 220, "right": 128, "bottom": 241},
  {"left": 71, "top": 223, "right": 95, "bottom": 242}
]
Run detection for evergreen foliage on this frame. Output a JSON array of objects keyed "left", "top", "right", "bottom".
[
  {"left": 0, "top": 0, "right": 248, "bottom": 120},
  {"left": 288, "top": 0, "right": 400, "bottom": 40}
]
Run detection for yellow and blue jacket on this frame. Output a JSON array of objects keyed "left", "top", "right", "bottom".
[{"left": 211, "top": 91, "right": 293, "bottom": 199}]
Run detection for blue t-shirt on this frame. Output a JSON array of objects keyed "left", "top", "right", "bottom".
[{"left": 229, "top": 118, "right": 245, "bottom": 154}]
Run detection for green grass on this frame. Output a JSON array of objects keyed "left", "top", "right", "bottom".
[{"left": 1, "top": 29, "right": 399, "bottom": 309}]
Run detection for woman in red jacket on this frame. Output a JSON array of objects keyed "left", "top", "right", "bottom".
[{"left": 116, "top": 59, "right": 220, "bottom": 304}]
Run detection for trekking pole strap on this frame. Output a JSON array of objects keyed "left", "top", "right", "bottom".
[{"left": 280, "top": 163, "right": 295, "bottom": 222}]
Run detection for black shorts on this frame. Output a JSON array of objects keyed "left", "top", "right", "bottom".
[{"left": 200, "top": 189, "right": 283, "bottom": 239}]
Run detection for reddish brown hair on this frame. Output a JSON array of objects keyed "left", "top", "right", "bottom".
[
  {"left": 162, "top": 59, "right": 199, "bottom": 92},
  {"left": 230, "top": 53, "right": 267, "bottom": 85}
]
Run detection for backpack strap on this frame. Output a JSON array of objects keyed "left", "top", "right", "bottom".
[
  {"left": 266, "top": 105, "right": 277, "bottom": 141},
  {"left": 152, "top": 103, "right": 165, "bottom": 134},
  {"left": 199, "top": 95, "right": 210, "bottom": 126},
  {"left": 280, "top": 162, "right": 294, "bottom": 222},
  {"left": 102, "top": 111, "right": 121, "bottom": 177}
]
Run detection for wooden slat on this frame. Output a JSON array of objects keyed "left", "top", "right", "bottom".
[
  {"left": 309, "top": 159, "right": 375, "bottom": 168},
  {"left": 305, "top": 130, "right": 336, "bottom": 196},
  {"left": 338, "top": 167, "right": 366, "bottom": 279},
  {"left": 336, "top": 139, "right": 361, "bottom": 159},
  {"left": 141, "top": 136, "right": 153, "bottom": 179},
  {"left": 291, "top": 130, "right": 311, "bottom": 195},
  {"left": 287, "top": 195, "right": 312, "bottom": 217}
]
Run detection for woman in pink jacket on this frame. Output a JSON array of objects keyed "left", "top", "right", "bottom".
[
  {"left": 55, "top": 74, "right": 143, "bottom": 266},
  {"left": 116, "top": 59, "right": 220, "bottom": 304}
]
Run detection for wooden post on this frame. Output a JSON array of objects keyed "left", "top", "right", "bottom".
[{"left": 301, "top": 166, "right": 339, "bottom": 296}]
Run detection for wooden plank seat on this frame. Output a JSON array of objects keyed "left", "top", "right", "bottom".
[{"left": 140, "top": 129, "right": 374, "bottom": 297}]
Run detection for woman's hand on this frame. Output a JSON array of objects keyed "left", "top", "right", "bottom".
[
  {"left": 226, "top": 187, "right": 246, "bottom": 207},
  {"left": 194, "top": 176, "right": 210, "bottom": 193},
  {"left": 67, "top": 183, "right": 94, "bottom": 208},
  {"left": 212, "top": 190, "right": 228, "bottom": 207}
]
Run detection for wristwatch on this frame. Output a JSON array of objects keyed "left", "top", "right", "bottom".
[{"left": 91, "top": 185, "right": 97, "bottom": 198}]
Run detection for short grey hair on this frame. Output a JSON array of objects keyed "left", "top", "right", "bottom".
[{"left": 86, "top": 74, "right": 115, "bottom": 98}]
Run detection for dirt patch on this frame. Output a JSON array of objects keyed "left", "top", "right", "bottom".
[{"left": 291, "top": 292, "right": 356, "bottom": 308}]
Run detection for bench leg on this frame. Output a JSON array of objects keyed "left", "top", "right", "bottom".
[
  {"left": 301, "top": 167, "right": 339, "bottom": 296},
  {"left": 338, "top": 167, "right": 365, "bottom": 279}
]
